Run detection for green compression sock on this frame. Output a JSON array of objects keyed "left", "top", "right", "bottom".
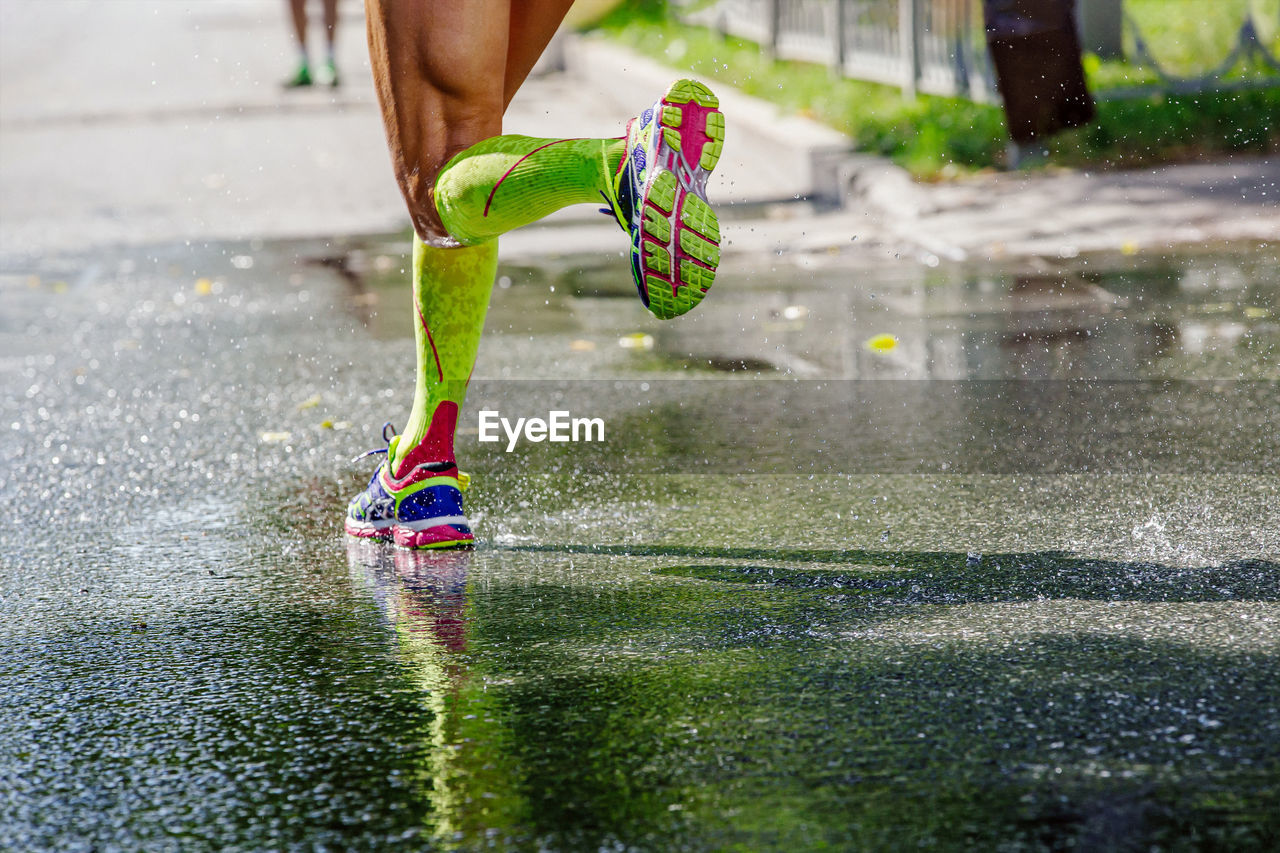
[
  {"left": 435, "top": 135, "right": 626, "bottom": 244},
  {"left": 389, "top": 237, "right": 499, "bottom": 478}
]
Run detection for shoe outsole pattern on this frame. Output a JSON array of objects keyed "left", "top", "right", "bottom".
[{"left": 637, "top": 79, "right": 724, "bottom": 320}]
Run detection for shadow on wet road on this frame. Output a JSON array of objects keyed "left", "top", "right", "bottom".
[{"left": 641, "top": 548, "right": 1279, "bottom": 602}]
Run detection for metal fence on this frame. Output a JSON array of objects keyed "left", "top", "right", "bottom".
[
  {"left": 680, "top": 0, "right": 1280, "bottom": 101},
  {"left": 685, "top": 0, "right": 998, "bottom": 100},
  {"left": 1120, "top": 8, "right": 1280, "bottom": 98}
]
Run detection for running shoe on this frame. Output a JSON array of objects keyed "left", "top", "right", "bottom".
[
  {"left": 602, "top": 79, "right": 724, "bottom": 320},
  {"left": 345, "top": 423, "right": 474, "bottom": 549},
  {"left": 319, "top": 58, "right": 340, "bottom": 88},
  {"left": 283, "top": 61, "right": 313, "bottom": 89}
]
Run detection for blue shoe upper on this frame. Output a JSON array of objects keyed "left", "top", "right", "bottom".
[
  {"left": 395, "top": 480, "right": 470, "bottom": 533},
  {"left": 348, "top": 466, "right": 396, "bottom": 526}
]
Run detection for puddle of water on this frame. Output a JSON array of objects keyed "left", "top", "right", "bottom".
[{"left": 1, "top": 239, "right": 1277, "bottom": 850}]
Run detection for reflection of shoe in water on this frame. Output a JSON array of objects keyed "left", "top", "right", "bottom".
[
  {"left": 394, "top": 547, "right": 470, "bottom": 592},
  {"left": 344, "top": 422, "right": 475, "bottom": 549},
  {"left": 345, "top": 536, "right": 394, "bottom": 569},
  {"left": 345, "top": 537, "right": 398, "bottom": 622},
  {"left": 283, "top": 62, "right": 313, "bottom": 89},
  {"left": 601, "top": 78, "right": 724, "bottom": 320},
  {"left": 393, "top": 549, "right": 470, "bottom": 652}
]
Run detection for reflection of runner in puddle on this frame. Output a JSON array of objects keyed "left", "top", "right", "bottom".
[{"left": 345, "top": 541, "right": 526, "bottom": 841}]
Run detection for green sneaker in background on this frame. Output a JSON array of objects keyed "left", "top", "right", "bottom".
[
  {"left": 319, "top": 58, "right": 339, "bottom": 88},
  {"left": 283, "top": 61, "right": 312, "bottom": 89}
]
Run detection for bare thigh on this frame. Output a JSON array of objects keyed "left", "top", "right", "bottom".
[
  {"left": 504, "top": 0, "right": 577, "bottom": 110},
  {"left": 366, "top": 0, "right": 577, "bottom": 241},
  {"left": 366, "top": 0, "right": 508, "bottom": 240}
]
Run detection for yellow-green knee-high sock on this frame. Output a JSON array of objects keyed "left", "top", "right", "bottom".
[
  {"left": 389, "top": 237, "right": 499, "bottom": 480},
  {"left": 435, "top": 135, "right": 627, "bottom": 244}
]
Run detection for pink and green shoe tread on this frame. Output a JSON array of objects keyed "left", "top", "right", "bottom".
[{"left": 605, "top": 79, "right": 725, "bottom": 320}]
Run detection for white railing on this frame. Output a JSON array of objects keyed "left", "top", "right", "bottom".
[
  {"left": 684, "top": 0, "right": 999, "bottom": 101},
  {"left": 681, "top": 0, "right": 1279, "bottom": 101}
]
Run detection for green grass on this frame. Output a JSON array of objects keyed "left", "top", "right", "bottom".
[
  {"left": 1125, "top": 0, "right": 1279, "bottom": 74},
  {"left": 591, "top": 1, "right": 1280, "bottom": 176}
]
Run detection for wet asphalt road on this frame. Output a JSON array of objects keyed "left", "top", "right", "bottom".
[{"left": 1, "top": 237, "right": 1278, "bottom": 850}]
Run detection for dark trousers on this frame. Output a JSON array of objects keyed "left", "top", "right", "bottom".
[{"left": 983, "top": 0, "right": 1096, "bottom": 144}]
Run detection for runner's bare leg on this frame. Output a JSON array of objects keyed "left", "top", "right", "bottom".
[
  {"left": 365, "top": 0, "right": 576, "bottom": 242},
  {"left": 287, "top": 0, "right": 309, "bottom": 50},
  {"left": 503, "top": 0, "right": 576, "bottom": 109},
  {"left": 323, "top": 0, "right": 339, "bottom": 51}
]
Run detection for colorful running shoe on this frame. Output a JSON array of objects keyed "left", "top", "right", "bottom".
[
  {"left": 283, "top": 61, "right": 313, "bottom": 89},
  {"left": 602, "top": 79, "right": 725, "bottom": 320},
  {"left": 344, "top": 423, "right": 474, "bottom": 549},
  {"left": 319, "top": 58, "right": 340, "bottom": 88}
]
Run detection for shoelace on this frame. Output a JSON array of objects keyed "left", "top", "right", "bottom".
[
  {"left": 598, "top": 130, "right": 633, "bottom": 228},
  {"left": 352, "top": 421, "right": 398, "bottom": 463}
]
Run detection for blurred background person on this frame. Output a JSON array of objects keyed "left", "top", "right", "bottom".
[{"left": 284, "top": 0, "right": 340, "bottom": 88}]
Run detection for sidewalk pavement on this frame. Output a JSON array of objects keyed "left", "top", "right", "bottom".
[{"left": 2, "top": 1, "right": 1276, "bottom": 266}]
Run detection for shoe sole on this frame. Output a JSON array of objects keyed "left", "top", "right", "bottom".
[
  {"left": 636, "top": 79, "right": 724, "bottom": 320},
  {"left": 393, "top": 525, "right": 475, "bottom": 550},
  {"left": 345, "top": 520, "right": 473, "bottom": 549},
  {"left": 345, "top": 519, "right": 394, "bottom": 542}
]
